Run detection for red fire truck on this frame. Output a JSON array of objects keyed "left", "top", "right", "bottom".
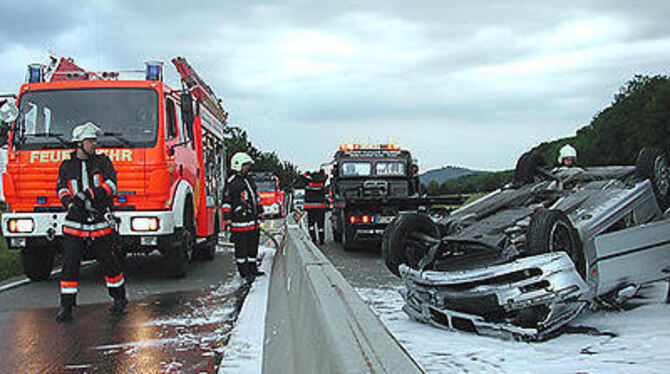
[
  {"left": 250, "top": 172, "right": 288, "bottom": 218},
  {"left": 0, "top": 56, "right": 228, "bottom": 279}
]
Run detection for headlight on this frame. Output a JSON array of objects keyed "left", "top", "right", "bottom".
[
  {"left": 8, "top": 218, "right": 34, "bottom": 233},
  {"left": 131, "top": 217, "right": 159, "bottom": 232}
]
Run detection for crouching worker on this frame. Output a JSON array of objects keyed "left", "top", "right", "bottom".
[
  {"left": 55, "top": 122, "right": 127, "bottom": 323},
  {"left": 223, "top": 152, "right": 264, "bottom": 283}
]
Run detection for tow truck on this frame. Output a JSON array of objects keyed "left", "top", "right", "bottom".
[
  {"left": 0, "top": 55, "right": 228, "bottom": 279},
  {"left": 251, "top": 172, "right": 287, "bottom": 218},
  {"left": 329, "top": 143, "right": 465, "bottom": 251}
]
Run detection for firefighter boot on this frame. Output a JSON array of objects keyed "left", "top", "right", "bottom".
[
  {"left": 108, "top": 285, "right": 128, "bottom": 316},
  {"left": 250, "top": 260, "right": 265, "bottom": 277},
  {"left": 55, "top": 294, "right": 75, "bottom": 323}
]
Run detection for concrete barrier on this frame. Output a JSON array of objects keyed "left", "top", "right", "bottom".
[{"left": 263, "top": 217, "right": 422, "bottom": 373}]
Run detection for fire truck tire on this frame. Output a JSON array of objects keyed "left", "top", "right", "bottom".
[
  {"left": 21, "top": 245, "right": 55, "bottom": 281},
  {"left": 194, "top": 216, "right": 217, "bottom": 261},
  {"left": 166, "top": 199, "right": 195, "bottom": 278}
]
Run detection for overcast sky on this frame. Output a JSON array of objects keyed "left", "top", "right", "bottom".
[{"left": 1, "top": 0, "right": 669, "bottom": 172}]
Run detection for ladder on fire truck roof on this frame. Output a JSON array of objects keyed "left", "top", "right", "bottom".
[{"left": 171, "top": 57, "right": 228, "bottom": 125}]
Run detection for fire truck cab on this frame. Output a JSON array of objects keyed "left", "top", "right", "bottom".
[
  {"left": 251, "top": 171, "right": 287, "bottom": 218},
  {"left": 0, "top": 56, "right": 227, "bottom": 279}
]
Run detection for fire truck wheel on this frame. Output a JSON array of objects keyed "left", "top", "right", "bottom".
[
  {"left": 194, "top": 217, "right": 218, "bottom": 261},
  {"left": 21, "top": 245, "right": 56, "bottom": 281},
  {"left": 166, "top": 200, "right": 195, "bottom": 278}
]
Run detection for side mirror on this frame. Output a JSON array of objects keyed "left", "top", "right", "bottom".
[{"left": 180, "top": 92, "right": 194, "bottom": 130}]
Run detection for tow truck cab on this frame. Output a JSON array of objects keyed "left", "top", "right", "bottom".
[{"left": 330, "top": 143, "right": 421, "bottom": 250}]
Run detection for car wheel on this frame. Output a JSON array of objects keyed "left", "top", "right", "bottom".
[
  {"left": 526, "top": 209, "right": 584, "bottom": 277},
  {"left": 21, "top": 245, "right": 56, "bottom": 281},
  {"left": 635, "top": 147, "right": 670, "bottom": 211},
  {"left": 381, "top": 212, "right": 440, "bottom": 277},
  {"left": 512, "top": 151, "right": 546, "bottom": 188}
]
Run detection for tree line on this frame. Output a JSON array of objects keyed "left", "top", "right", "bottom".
[
  {"left": 425, "top": 74, "right": 670, "bottom": 196},
  {"left": 223, "top": 126, "right": 302, "bottom": 191}
]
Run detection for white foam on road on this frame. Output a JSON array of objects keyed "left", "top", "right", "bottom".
[
  {"left": 218, "top": 245, "right": 275, "bottom": 374},
  {"left": 357, "top": 282, "right": 670, "bottom": 374}
]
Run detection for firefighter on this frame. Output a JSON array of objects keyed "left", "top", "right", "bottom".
[
  {"left": 301, "top": 169, "right": 329, "bottom": 245},
  {"left": 557, "top": 144, "right": 577, "bottom": 168},
  {"left": 55, "top": 122, "right": 127, "bottom": 323},
  {"left": 223, "top": 152, "right": 264, "bottom": 282}
]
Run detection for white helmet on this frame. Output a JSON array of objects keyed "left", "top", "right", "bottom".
[
  {"left": 558, "top": 144, "right": 577, "bottom": 163},
  {"left": 71, "top": 122, "right": 103, "bottom": 142},
  {"left": 230, "top": 152, "right": 253, "bottom": 172}
]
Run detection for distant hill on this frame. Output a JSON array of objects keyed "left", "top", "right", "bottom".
[{"left": 419, "top": 166, "right": 481, "bottom": 185}]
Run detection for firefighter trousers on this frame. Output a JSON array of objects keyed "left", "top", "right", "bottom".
[
  {"left": 233, "top": 230, "right": 260, "bottom": 276},
  {"left": 307, "top": 209, "right": 326, "bottom": 243},
  {"left": 59, "top": 234, "right": 126, "bottom": 308}
]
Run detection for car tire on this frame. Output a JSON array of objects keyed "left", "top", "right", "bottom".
[
  {"left": 21, "top": 245, "right": 56, "bottom": 281},
  {"left": 513, "top": 151, "right": 546, "bottom": 188},
  {"left": 635, "top": 147, "right": 670, "bottom": 211},
  {"left": 381, "top": 212, "right": 440, "bottom": 277},
  {"left": 526, "top": 209, "right": 584, "bottom": 277}
]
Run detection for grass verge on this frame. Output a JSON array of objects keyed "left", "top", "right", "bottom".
[{"left": 0, "top": 236, "right": 23, "bottom": 282}]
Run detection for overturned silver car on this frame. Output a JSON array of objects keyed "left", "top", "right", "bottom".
[{"left": 382, "top": 147, "right": 670, "bottom": 341}]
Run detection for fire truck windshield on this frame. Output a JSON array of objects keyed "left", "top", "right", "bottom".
[
  {"left": 256, "top": 181, "right": 276, "bottom": 192},
  {"left": 15, "top": 88, "right": 158, "bottom": 149}
]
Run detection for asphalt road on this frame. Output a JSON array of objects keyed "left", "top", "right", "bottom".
[
  {"left": 317, "top": 214, "right": 401, "bottom": 289},
  {"left": 0, "top": 220, "right": 283, "bottom": 374}
]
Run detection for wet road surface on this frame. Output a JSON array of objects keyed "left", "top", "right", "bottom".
[
  {"left": 0, "top": 221, "right": 282, "bottom": 374},
  {"left": 318, "top": 214, "right": 400, "bottom": 289}
]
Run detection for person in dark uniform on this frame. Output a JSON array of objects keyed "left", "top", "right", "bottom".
[
  {"left": 301, "top": 169, "right": 329, "bottom": 245},
  {"left": 223, "top": 152, "right": 264, "bottom": 283},
  {"left": 55, "top": 122, "right": 127, "bottom": 323}
]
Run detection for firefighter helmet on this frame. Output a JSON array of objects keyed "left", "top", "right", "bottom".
[
  {"left": 558, "top": 144, "right": 577, "bottom": 164},
  {"left": 71, "top": 122, "right": 103, "bottom": 142},
  {"left": 231, "top": 152, "right": 254, "bottom": 171}
]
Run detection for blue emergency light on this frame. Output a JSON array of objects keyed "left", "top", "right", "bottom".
[
  {"left": 36, "top": 196, "right": 47, "bottom": 204},
  {"left": 28, "top": 64, "right": 44, "bottom": 83},
  {"left": 117, "top": 196, "right": 127, "bottom": 203},
  {"left": 145, "top": 61, "right": 163, "bottom": 81}
]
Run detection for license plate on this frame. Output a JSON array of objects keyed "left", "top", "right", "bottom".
[{"left": 377, "top": 215, "right": 395, "bottom": 224}]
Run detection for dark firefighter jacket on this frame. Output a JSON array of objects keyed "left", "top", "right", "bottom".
[
  {"left": 223, "top": 173, "right": 261, "bottom": 233},
  {"left": 301, "top": 171, "right": 328, "bottom": 210},
  {"left": 56, "top": 152, "right": 117, "bottom": 237}
]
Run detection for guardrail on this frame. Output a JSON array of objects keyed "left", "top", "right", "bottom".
[{"left": 263, "top": 216, "right": 422, "bottom": 373}]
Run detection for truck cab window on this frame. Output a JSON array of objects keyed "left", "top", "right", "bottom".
[{"left": 165, "top": 98, "right": 177, "bottom": 140}]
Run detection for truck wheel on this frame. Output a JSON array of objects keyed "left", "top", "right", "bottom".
[
  {"left": 166, "top": 201, "right": 195, "bottom": 278},
  {"left": 382, "top": 213, "right": 439, "bottom": 277},
  {"left": 342, "top": 227, "right": 355, "bottom": 251},
  {"left": 635, "top": 147, "right": 670, "bottom": 211},
  {"left": 194, "top": 216, "right": 218, "bottom": 262},
  {"left": 21, "top": 245, "right": 55, "bottom": 281},
  {"left": 332, "top": 228, "right": 342, "bottom": 243},
  {"left": 526, "top": 209, "right": 584, "bottom": 277}
]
